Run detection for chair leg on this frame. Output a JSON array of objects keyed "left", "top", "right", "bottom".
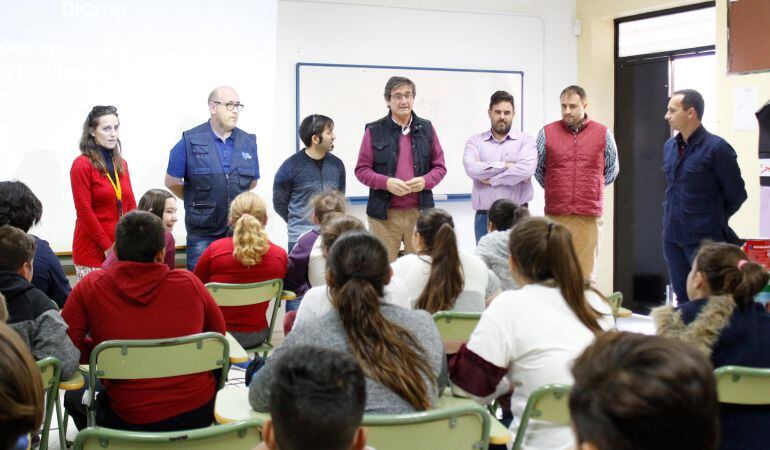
[
  {"left": 39, "top": 388, "right": 56, "bottom": 450},
  {"left": 56, "top": 396, "right": 68, "bottom": 449}
]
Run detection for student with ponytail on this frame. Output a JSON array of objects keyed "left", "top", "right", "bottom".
[
  {"left": 391, "top": 208, "right": 499, "bottom": 314},
  {"left": 450, "top": 217, "right": 613, "bottom": 450},
  {"left": 250, "top": 230, "right": 444, "bottom": 414},
  {"left": 194, "top": 192, "right": 287, "bottom": 348},
  {"left": 653, "top": 241, "right": 770, "bottom": 450}
]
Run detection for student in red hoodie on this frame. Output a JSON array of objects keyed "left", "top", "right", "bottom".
[{"left": 62, "top": 211, "right": 226, "bottom": 431}]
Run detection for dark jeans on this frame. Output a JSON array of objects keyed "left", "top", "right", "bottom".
[
  {"left": 663, "top": 239, "right": 700, "bottom": 304},
  {"left": 186, "top": 233, "right": 226, "bottom": 271},
  {"left": 474, "top": 211, "right": 488, "bottom": 244}
]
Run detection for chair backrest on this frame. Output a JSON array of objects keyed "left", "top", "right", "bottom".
[
  {"left": 715, "top": 365, "right": 770, "bottom": 405},
  {"left": 606, "top": 292, "right": 623, "bottom": 316},
  {"left": 36, "top": 357, "right": 61, "bottom": 450},
  {"left": 433, "top": 311, "right": 481, "bottom": 342},
  {"left": 206, "top": 279, "right": 284, "bottom": 348},
  {"left": 362, "top": 403, "right": 490, "bottom": 450},
  {"left": 72, "top": 419, "right": 263, "bottom": 450},
  {"left": 511, "top": 384, "right": 571, "bottom": 450}
]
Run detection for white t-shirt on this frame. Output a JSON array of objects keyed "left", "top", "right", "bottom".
[
  {"left": 294, "top": 277, "right": 411, "bottom": 328},
  {"left": 466, "top": 283, "right": 614, "bottom": 450},
  {"left": 390, "top": 251, "right": 489, "bottom": 311},
  {"left": 307, "top": 238, "right": 325, "bottom": 287}
]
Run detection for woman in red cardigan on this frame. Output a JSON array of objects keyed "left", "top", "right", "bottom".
[{"left": 70, "top": 105, "right": 136, "bottom": 280}]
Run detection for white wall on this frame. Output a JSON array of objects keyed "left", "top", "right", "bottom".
[{"left": 270, "top": 0, "right": 578, "bottom": 255}]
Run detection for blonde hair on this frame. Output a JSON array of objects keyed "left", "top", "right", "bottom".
[
  {"left": 229, "top": 192, "right": 270, "bottom": 266},
  {"left": 311, "top": 190, "right": 347, "bottom": 226}
]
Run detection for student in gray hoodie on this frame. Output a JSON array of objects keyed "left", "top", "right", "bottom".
[{"left": 474, "top": 199, "right": 529, "bottom": 291}]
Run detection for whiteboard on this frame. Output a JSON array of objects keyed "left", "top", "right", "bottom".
[{"left": 296, "top": 63, "right": 524, "bottom": 199}]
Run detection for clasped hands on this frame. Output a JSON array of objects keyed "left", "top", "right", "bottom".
[{"left": 386, "top": 177, "right": 425, "bottom": 196}]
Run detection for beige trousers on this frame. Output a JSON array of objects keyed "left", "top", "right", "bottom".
[
  {"left": 547, "top": 214, "right": 602, "bottom": 281},
  {"left": 367, "top": 208, "right": 421, "bottom": 262}
]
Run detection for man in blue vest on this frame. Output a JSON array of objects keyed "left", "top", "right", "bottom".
[
  {"left": 662, "top": 89, "right": 746, "bottom": 303},
  {"left": 165, "top": 86, "right": 259, "bottom": 270}
]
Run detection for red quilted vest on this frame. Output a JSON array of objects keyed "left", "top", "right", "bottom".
[{"left": 543, "top": 118, "right": 607, "bottom": 216}]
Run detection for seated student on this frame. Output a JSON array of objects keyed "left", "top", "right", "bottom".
[
  {"left": 570, "top": 331, "right": 718, "bottom": 450},
  {"left": 293, "top": 215, "right": 410, "bottom": 329},
  {"left": 449, "top": 217, "right": 613, "bottom": 450},
  {"left": 652, "top": 241, "right": 770, "bottom": 450},
  {"left": 193, "top": 192, "right": 287, "bottom": 349},
  {"left": 0, "top": 181, "right": 71, "bottom": 308},
  {"left": 62, "top": 211, "right": 226, "bottom": 431},
  {"left": 103, "top": 188, "right": 178, "bottom": 270},
  {"left": 283, "top": 190, "right": 346, "bottom": 312},
  {"left": 255, "top": 346, "right": 367, "bottom": 450},
  {"left": 391, "top": 208, "right": 499, "bottom": 313},
  {"left": 251, "top": 231, "right": 445, "bottom": 414},
  {"left": 475, "top": 199, "right": 530, "bottom": 291},
  {"left": 0, "top": 225, "right": 79, "bottom": 380},
  {"left": 0, "top": 321, "right": 44, "bottom": 450}
]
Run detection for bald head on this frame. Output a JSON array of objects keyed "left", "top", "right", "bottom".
[
  {"left": 208, "top": 86, "right": 238, "bottom": 104},
  {"left": 208, "top": 86, "right": 241, "bottom": 133}
]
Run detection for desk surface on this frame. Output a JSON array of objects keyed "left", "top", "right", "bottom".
[
  {"left": 60, "top": 371, "right": 85, "bottom": 390},
  {"left": 215, "top": 387, "right": 511, "bottom": 445}
]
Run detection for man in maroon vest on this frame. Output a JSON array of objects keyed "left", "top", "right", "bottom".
[{"left": 535, "top": 86, "right": 619, "bottom": 279}]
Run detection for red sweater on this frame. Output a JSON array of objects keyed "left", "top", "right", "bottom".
[
  {"left": 61, "top": 261, "right": 226, "bottom": 424},
  {"left": 70, "top": 155, "right": 137, "bottom": 267},
  {"left": 194, "top": 238, "right": 287, "bottom": 333}
]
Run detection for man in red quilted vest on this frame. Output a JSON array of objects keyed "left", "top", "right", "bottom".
[{"left": 535, "top": 86, "right": 619, "bottom": 280}]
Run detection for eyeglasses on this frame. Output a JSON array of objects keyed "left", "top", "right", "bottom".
[
  {"left": 212, "top": 101, "right": 245, "bottom": 112},
  {"left": 391, "top": 93, "right": 414, "bottom": 101}
]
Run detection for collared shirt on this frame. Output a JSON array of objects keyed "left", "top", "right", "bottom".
[
  {"left": 166, "top": 122, "right": 239, "bottom": 178},
  {"left": 463, "top": 129, "right": 537, "bottom": 210},
  {"left": 392, "top": 115, "right": 413, "bottom": 135}
]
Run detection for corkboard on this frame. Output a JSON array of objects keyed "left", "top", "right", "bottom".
[{"left": 728, "top": 0, "right": 770, "bottom": 74}]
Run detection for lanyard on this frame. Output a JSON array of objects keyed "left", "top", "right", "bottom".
[{"left": 105, "top": 166, "right": 124, "bottom": 216}]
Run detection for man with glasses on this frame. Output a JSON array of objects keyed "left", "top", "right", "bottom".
[
  {"left": 165, "top": 86, "right": 259, "bottom": 270},
  {"left": 354, "top": 76, "right": 447, "bottom": 262}
]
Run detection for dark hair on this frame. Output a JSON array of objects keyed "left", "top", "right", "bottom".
[
  {"left": 327, "top": 231, "right": 436, "bottom": 410},
  {"left": 509, "top": 217, "right": 603, "bottom": 332},
  {"left": 414, "top": 209, "right": 464, "bottom": 314},
  {"left": 672, "top": 89, "right": 705, "bottom": 120},
  {"left": 299, "top": 114, "right": 334, "bottom": 148},
  {"left": 560, "top": 85, "right": 587, "bottom": 101},
  {"left": 487, "top": 199, "right": 529, "bottom": 232},
  {"left": 384, "top": 76, "right": 416, "bottom": 100},
  {"left": 79, "top": 105, "right": 124, "bottom": 174},
  {"left": 570, "top": 331, "right": 718, "bottom": 450},
  {"left": 137, "top": 189, "right": 174, "bottom": 221},
  {"left": 320, "top": 215, "right": 365, "bottom": 256},
  {"left": 0, "top": 225, "right": 35, "bottom": 272},
  {"left": 0, "top": 321, "right": 44, "bottom": 449},
  {"left": 269, "top": 346, "right": 365, "bottom": 450},
  {"left": 489, "top": 90, "right": 515, "bottom": 110},
  {"left": 310, "top": 190, "right": 347, "bottom": 226},
  {"left": 693, "top": 241, "right": 769, "bottom": 310},
  {"left": 114, "top": 211, "right": 165, "bottom": 263},
  {"left": 0, "top": 181, "right": 42, "bottom": 232}
]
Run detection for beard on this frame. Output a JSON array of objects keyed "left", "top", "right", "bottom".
[{"left": 493, "top": 120, "right": 512, "bottom": 135}]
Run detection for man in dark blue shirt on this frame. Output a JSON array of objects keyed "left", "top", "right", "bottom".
[
  {"left": 662, "top": 89, "right": 747, "bottom": 303},
  {"left": 165, "top": 86, "right": 259, "bottom": 270}
]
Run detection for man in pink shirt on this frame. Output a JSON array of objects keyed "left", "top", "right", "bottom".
[
  {"left": 354, "top": 76, "right": 447, "bottom": 261},
  {"left": 463, "top": 91, "right": 537, "bottom": 243}
]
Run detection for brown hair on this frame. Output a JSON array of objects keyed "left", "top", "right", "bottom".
[
  {"left": 137, "top": 189, "right": 174, "bottom": 221},
  {"left": 570, "top": 331, "right": 718, "bottom": 450},
  {"left": 320, "top": 215, "right": 365, "bottom": 256},
  {"left": 693, "top": 241, "right": 770, "bottom": 310},
  {"left": 0, "top": 225, "right": 35, "bottom": 272},
  {"left": 79, "top": 105, "right": 125, "bottom": 175},
  {"left": 229, "top": 192, "right": 270, "bottom": 266},
  {"left": 0, "top": 321, "right": 44, "bottom": 448},
  {"left": 311, "top": 190, "right": 347, "bottom": 226},
  {"left": 0, "top": 293, "right": 7, "bottom": 322},
  {"left": 414, "top": 209, "right": 464, "bottom": 314},
  {"left": 327, "top": 231, "right": 435, "bottom": 410},
  {"left": 508, "top": 217, "right": 603, "bottom": 332}
]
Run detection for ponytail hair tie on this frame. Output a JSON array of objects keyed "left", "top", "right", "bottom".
[
  {"left": 547, "top": 222, "right": 554, "bottom": 238},
  {"left": 737, "top": 259, "right": 749, "bottom": 269}
]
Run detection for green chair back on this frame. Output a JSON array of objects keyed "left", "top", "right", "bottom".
[
  {"left": 433, "top": 311, "right": 481, "bottom": 343},
  {"left": 511, "top": 384, "right": 571, "bottom": 450},
  {"left": 72, "top": 419, "right": 262, "bottom": 450},
  {"left": 86, "top": 332, "right": 230, "bottom": 426},
  {"left": 715, "top": 365, "right": 770, "bottom": 405},
  {"left": 206, "top": 279, "right": 284, "bottom": 357},
  {"left": 37, "top": 357, "right": 62, "bottom": 450},
  {"left": 606, "top": 292, "right": 623, "bottom": 316},
  {"left": 362, "top": 403, "right": 490, "bottom": 450}
]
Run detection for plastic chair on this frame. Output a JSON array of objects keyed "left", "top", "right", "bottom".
[
  {"left": 432, "top": 311, "right": 481, "bottom": 354},
  {"left": 511, "top": 384, "right": 571, "bottom": 450},
  {"left": 36, "top": 357, "right": 62, "bottom": 450},
  {"left": 606, "top": 291, "right": 632, "bottom": 318},
  {"left": 72, "top": 418, "right": 262, "bottom": 450},
  {"left": 206, "top": 279, "right": 284, "bottom": 358},
  {"left": 85, "top": 332, "right": 230, "bottom": 427},
  {"left": 715, "top": 365, "right": 770, "bottom": 405},
  {"left": 362, "top": 403, "right": 490, "bottom": 450}
]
